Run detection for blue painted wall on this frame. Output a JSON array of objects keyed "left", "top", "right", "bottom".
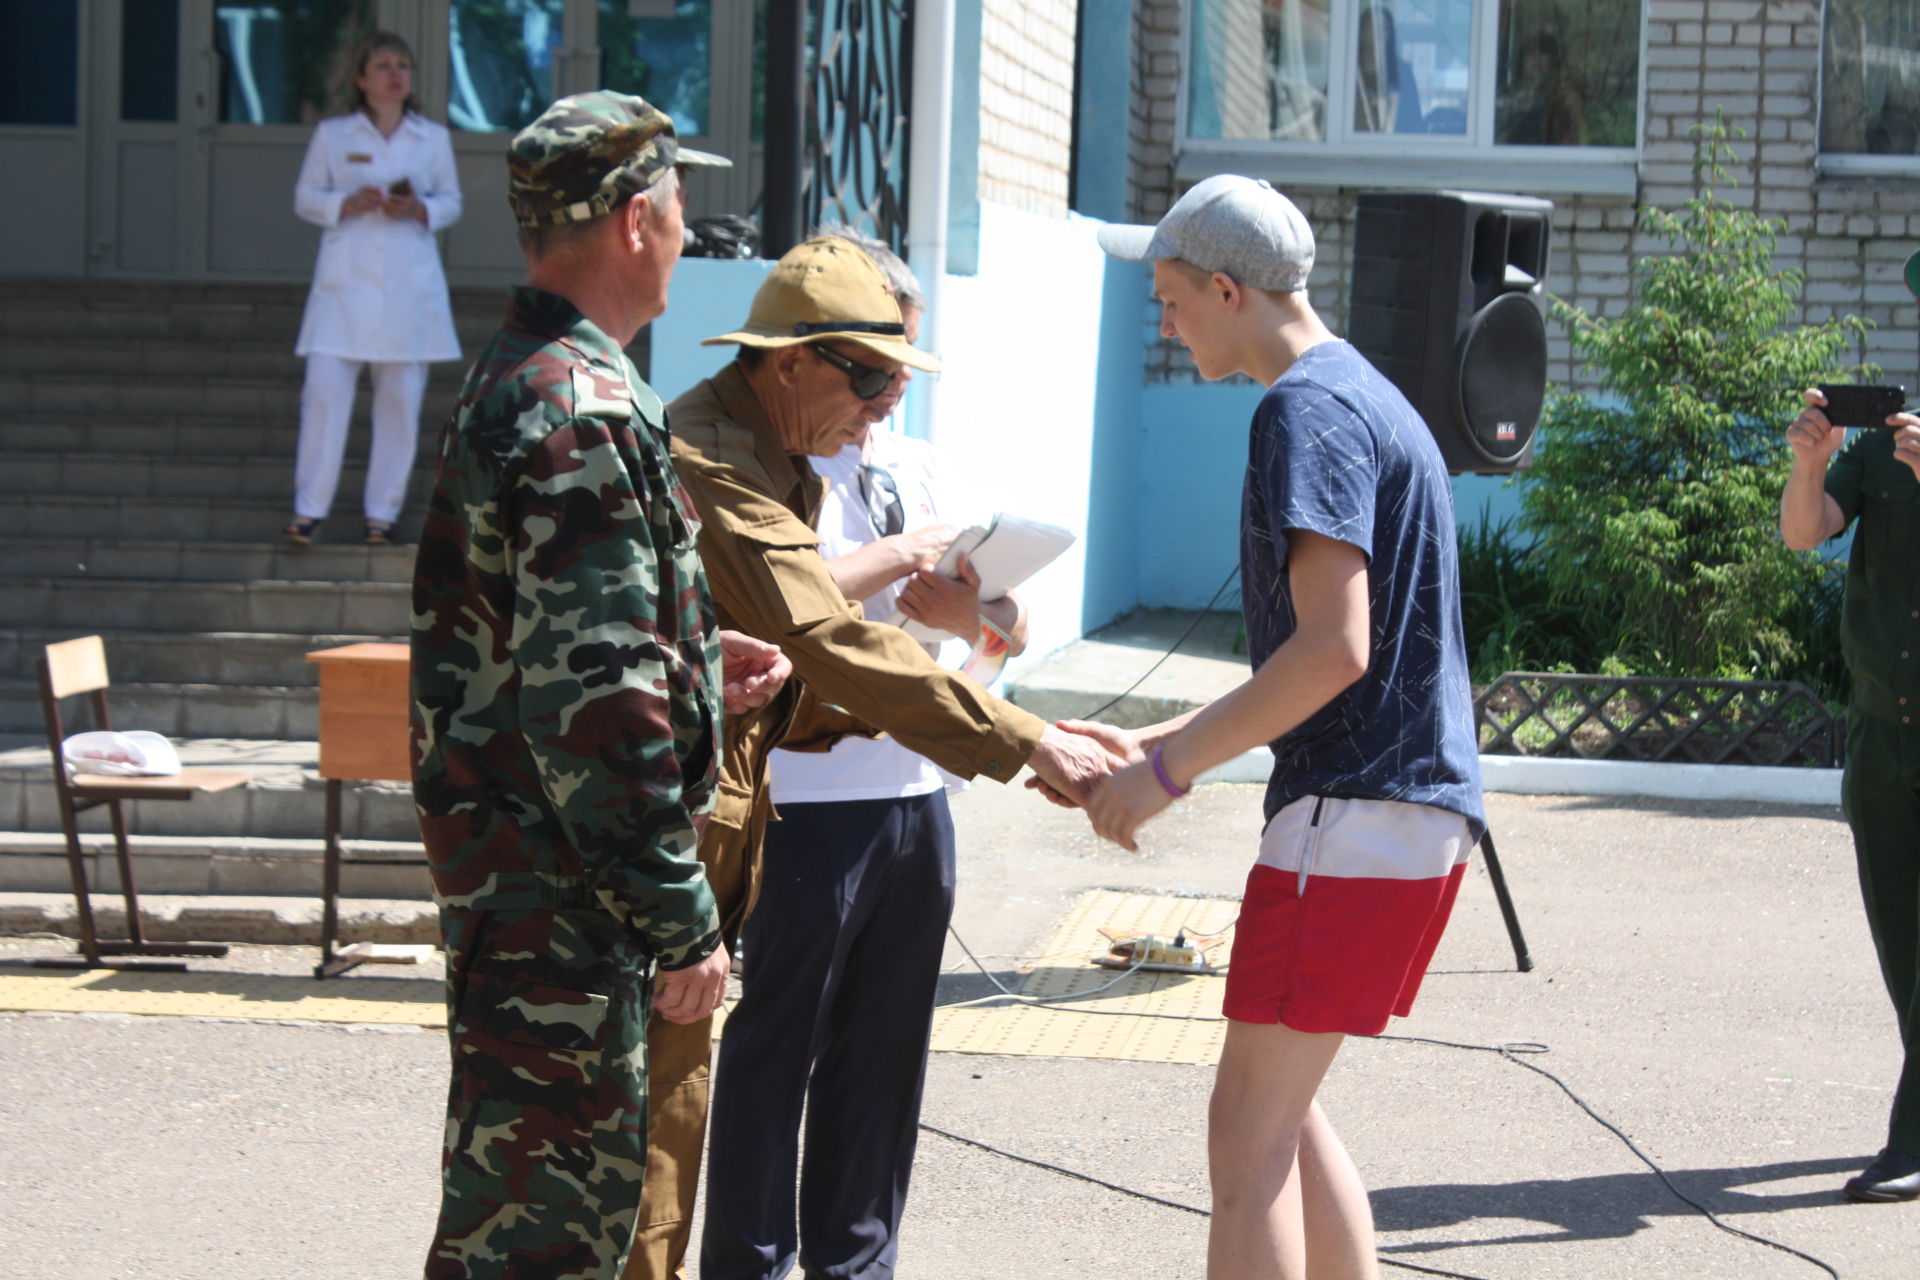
[
  {"left": 1080, "top": 254, "right": 1151, "bottom": 628},
  {"left": 1136, "top": 380, "right": 1261, "bottom": 607},
  {"left": 1073, "top": 0, "right": 1133, "bottom": 224},
  {"left": 647, "top": 255, "right": 774, "bottom": 402},
  {"left": 947, "top": 0, "right": 984, "bottom": 276}
]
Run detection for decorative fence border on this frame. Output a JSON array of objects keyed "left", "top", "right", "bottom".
[{"left": 1475, "top": 673, "right": 1844, "bottom": 768}]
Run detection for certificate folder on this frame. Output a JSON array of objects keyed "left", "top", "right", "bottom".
[{"left": 889, "top": 513, "right": 1077, "bottom": 642}]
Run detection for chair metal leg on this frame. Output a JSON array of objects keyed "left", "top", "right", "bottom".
[
  {"left": 1477, "top": 830, "right": 1534, "bottom": 973},
  {"left": 33, "top": 796, "right": 229, "bottom": 969},
  {"left": 53, "top": 789, "right": 102, "bottom": 967},
  {"left": 106, "top": 797, "right": 146, "bottom": 948},
  {"left": 316, "top": 778, "right": 349, "bottom": 978}
]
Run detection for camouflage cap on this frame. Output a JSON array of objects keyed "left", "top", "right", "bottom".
[{"left": 507, "top": 91, "right": 732, "bottom": 229}]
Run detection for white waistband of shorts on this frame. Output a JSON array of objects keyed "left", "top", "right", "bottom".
[{"left": 1257, "top": 795, "right": 1473, "bottom": 882}]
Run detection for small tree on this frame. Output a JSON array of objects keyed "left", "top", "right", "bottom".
[{"left": 1519, "top": 115, "right": 1866, "bottom": 684}]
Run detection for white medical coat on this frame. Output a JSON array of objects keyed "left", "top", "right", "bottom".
[{"left": 293, "top": 111, "right": 463, "bottom": 363}]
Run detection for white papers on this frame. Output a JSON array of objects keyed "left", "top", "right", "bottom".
[{"left": 889, "top": 513, "right": 1077, "bottom": 642}]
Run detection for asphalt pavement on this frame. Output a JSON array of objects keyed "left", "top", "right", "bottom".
[{"left": 2, "top": 780, "right": 1914, "bottom": 1280}]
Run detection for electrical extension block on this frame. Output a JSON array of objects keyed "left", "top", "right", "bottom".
[{"left": 1094, "top": 932, "right": 1219, "bottom": 975}]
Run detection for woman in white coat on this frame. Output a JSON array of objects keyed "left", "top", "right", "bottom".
[{"left": 286, "top": 30, "right": 461, "bottom": 546}]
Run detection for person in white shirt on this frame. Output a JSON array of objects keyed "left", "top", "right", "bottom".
[
  {"left": 285, "top": 30, "right": 462, "bottom": 546},
  {"left": 698, "top": 232, "right": 1026, "bottom": 1280}
]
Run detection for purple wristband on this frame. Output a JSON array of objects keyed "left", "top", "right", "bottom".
[{"left": 1150, "top": 745, "right": 1188, "bottom": 799}]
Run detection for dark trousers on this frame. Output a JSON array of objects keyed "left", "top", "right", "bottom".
[
  {"left": 701, "top": 792, "right": 957, "bottom": 1280},
  {"left": 1842, "top": 713, "right": 1920, "bottom": 1154}
]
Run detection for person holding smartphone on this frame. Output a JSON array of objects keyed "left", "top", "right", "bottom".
[
  {"left": 1781, "top": 386, "right": 1920, "bottom": 1202},
  {"left": 287, "top": 29, "right": 462, "bottom": 547}
]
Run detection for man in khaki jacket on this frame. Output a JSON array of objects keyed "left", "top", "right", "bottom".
[{"left": 622, "top": 237, "right": 1119, "bottom": 1279}]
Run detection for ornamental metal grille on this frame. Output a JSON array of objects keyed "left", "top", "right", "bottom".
[
  {"left": 805, "top": 0, "right": 913, "bottom": 251},
  {"left": 1475, "top": 673, "right": 1844, "bottom": 768}
]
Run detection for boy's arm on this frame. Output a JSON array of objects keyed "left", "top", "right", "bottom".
[{"left": 1083, "top": 530, "right": 1370, "bottom": 849}]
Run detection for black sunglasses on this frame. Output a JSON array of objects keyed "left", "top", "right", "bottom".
[
  {"left": 811, "top": 344, "right": 895, "bottom": 400},
  {"left": 857, "top": 464, "right": 906, "bottom": 538}
]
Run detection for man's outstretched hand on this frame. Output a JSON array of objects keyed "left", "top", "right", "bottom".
[
  {"left": 653, "top": 942, "right": 731, "bottom": 1024},
  {"left": 1025, "top": 719, "right": 1143, "bottom": 808},
  {"left": 1023, "top": 723, "right": 1130, "bottom": 808},
  {"left": 718, "top": 630, "right": 791, "bottom": 714}
]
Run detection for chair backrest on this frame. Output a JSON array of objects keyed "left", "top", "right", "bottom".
[{"left": 42, "top": 636, "right": 110, "bottom": 701}]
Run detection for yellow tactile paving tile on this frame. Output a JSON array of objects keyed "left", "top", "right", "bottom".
[
  {"left": 0, "top": 967, "right": 445, "bottom": 1027},
  {"left": 928, "top": 889, "right": 1239, "bottom": 1066},
  {"left": 0, "top": 890, "right": 1237, "bottom": 1063}
]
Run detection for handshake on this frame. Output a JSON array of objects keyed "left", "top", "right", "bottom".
[
  {"left": 718, "top": 634, "right": 1186, "bottom": 851},
  {"left": 1024, "top": 719, "right": 1184, "bottom": 852}
]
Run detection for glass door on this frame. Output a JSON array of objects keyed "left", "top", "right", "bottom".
[{"left": 0, "top": 0, "right": 87, "bottom": 275}]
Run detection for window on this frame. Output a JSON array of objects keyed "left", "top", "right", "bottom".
[
  {"left": 213, "top": 1, "right": 370, "bottom": 125},
  {"left": 1822, "top": 0, "right": 1920, "bottom": 169},
  {"left": 448, "top": 0, "right": 566, "bottom": 133},
  {"left": 0, "top": 0, "right": 79, "bottom": 125},
  {"left": 1182, "top": 0, "right": 1642, "bottom": 193},
  {"left": 123, "top": 0, "right": 181, "bottom": 123},
  {"left": 599, "top": 0, "right": 711, "bottom": 136}
]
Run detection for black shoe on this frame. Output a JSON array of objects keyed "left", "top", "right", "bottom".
[{"left": 1843, "top": 1147, "right": 1920, "bottom": 1202}]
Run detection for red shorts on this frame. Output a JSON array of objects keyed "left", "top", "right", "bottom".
[{"left": 1222, "top": 795, "right": 1473, "bottom": 1036}]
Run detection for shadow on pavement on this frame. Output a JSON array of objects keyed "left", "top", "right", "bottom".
[{"left": 1373, "top": 1156, "right": 1866, "bottom": 1252}]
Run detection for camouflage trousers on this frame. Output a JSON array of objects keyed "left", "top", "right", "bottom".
[{"left": 425, "top": 904, "right": 654, "bottom": 1280}]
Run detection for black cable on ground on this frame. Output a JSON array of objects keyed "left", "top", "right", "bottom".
[
  {"left": 1074, "top": 565, "right": 1241, "bottom": 723},
  {"left": 934, "top": 938, "right": 1842, "bottom": 1279}
]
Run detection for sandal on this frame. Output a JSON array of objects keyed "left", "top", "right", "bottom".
[
  {"left": 363, "top": 523, "right": 396, "bottom": 546},
  {"left": 283, "top": 517, "right": 320, "bottom": 545}
]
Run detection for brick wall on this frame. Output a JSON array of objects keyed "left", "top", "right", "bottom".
[
  {"left": 978, "top": 0, "right": 1080, "bottom": 215},
  {"left": 1127, "top": 0, "right": 1920, "bottom": 392}
]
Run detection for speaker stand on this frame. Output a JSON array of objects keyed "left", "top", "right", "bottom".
[{"left": 1477, "top": 829, "right": 1533, "bottom": 973}]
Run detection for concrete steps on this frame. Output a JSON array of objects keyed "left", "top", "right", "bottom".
[
  {"left": 0, "top": 280, "right": 665, "bottom": 902},
  {"left": 0, "top": 451, "right": 438, "bottom": 503},
  {"left": 0, "top": 280, "right": 452, "bottom": 875},
  {"left": 0, "top": 369, "right": 468, "bottom": 419},
  {"left": 0, "top": 494, "right": 427, "bottom": 543},
  {"left": 0, "top": 576, "right": 408, "bottom": 635},
  {"left": 0, "top": 416, "right": 443, "bottom": 463},
  {"left": 0, "top": 540, "right": 414, "bottom": 586},
  {"left": 0, "top": 737, "right": 421, "bottom": 846},
  {"left": 0, "top": 279, "right": 505, "bottom": 346},
  {"left": 0, "top": 678, "right": 316, "bottom": 740},
  {"left": 0, "top": 628, "right": 395, "bottom": 685}
]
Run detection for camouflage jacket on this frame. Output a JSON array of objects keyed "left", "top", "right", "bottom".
[{"left": 410, "top": 286, "right": 723, "bottom": 971}]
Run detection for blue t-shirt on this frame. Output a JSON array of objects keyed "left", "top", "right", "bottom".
[{"left": 1239, "top": 341, "right": 1485, "bottom": 839}]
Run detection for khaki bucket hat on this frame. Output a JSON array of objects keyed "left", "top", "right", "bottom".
[{"left": 704, "top": 237, "right": 942, "bottom": 372}]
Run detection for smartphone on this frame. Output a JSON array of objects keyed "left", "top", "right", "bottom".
[
  {"left": 1816, "top": 383, "right": 1906, "bottom": 427},
  {"left": 387, "top": 177, "right": 413, "bottom": 197}
]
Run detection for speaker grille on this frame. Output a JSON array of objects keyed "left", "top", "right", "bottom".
[{"left": 1454, "top": 292, "right": 1546, "bottom": 466}]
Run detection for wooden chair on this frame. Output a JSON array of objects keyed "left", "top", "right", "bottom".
[{"left": 36, "top": 636, "right": 253, "bottom": 971}]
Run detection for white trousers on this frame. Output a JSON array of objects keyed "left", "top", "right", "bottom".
[{"left": 294, "top": 353, "right": 429, "bottom": 525}]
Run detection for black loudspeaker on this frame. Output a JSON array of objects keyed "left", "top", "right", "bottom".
[{"left": 1348, "top": 191, "right": 1554, "bottom": 474}]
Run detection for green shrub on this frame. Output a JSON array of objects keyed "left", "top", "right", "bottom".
[
  {"left": 1455, "top": 515, "right": 1598, "bottom": 683},
  {"left": 1515, "top": 114, "right": 1862, "bottom": 689}
]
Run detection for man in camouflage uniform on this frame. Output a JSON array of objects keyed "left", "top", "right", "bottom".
[{"left": 411, "top": 92, "right": 787, "bottom": 1279}]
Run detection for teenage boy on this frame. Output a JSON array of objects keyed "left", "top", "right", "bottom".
[{"left": 1074, "top": 174, "right": 1486, "bottom": 1280}]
